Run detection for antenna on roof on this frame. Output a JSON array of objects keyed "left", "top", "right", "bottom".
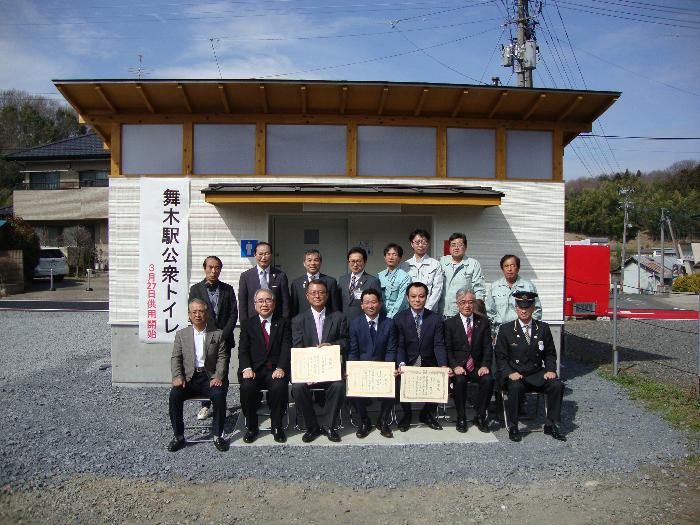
[{"left": 127, "top": 54, "right": 152, "bottom": 80}]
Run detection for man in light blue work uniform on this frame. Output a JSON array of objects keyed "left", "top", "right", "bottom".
[
  {"left": 401, "top": 229, "right": 443, "bottom": 312},
  {"left": 438, "top": 232, "right": 486, "bottom": 318},
  {"left": 378, "top": 243, "right": 411, "bottom": 318},
  {"left": 487, "top": 254, "right": 542, "bottom": 337}
]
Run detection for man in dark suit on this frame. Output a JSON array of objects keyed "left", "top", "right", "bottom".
[
  {"left": 289, "top": 249, "right": 341, "bottom": 318},
  {"left": 188, "top": 256, "right": 238, "bottom": 420},
  {"left": 291, "top": 279, "right": 348, "bottom": 443},
  {"left": 495, "top": 291, "right": 566, "bottom": 442},
  {"left": 394, "top": 281, "right": 448, "bottom": 431},
  {"left": 348, "top": 288, "right": 397, "bottom": 439},
  {"left": 238, "top": 241, "right": 290, "bottom": 320},
  {"left": 444, "top": 288, "right": 494, "bottom": 433},
  {"left": 167, "top": 299, "right": 228, "bottom": 452},
  {"left": 238, "top": 288, "right": 292, "bottom": 444},
  {"left": 338, "top": 247, "right": 381, "bottom": 322}
]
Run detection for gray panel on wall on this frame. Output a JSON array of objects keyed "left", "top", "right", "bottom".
[
  {"left": 267, "top": 124, "right": 346, "bottom": 175},
  {"left": 358, "top": 126, "right": 436, "bottom": 177},
  {"left": 506, "top": 130, "right": 553, "bottom": 179},
  {"left": 193, "top": 124, "right": 255, "bottom": 174},
  {"left": 447, "top": 128, "right": 495, "bottom": 178},
  {"left": 122, "top": 124, "right": 183, "bottom": 174}
]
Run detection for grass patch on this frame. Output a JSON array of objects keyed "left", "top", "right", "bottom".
[{"left": 599, "top": 368, "right": 700, "bottom": 434}]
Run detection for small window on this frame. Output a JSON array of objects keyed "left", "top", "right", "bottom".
[
  {"left": 39, "top": 249, "right": 66, "bottom": 259},
  {"left": 29, "top": 172, "right": 60, "bottom": 189},
  {"left": 79, "top": 170, "right": 109, "bottom": 187}
]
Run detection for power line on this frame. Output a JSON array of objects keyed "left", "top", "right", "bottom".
[{"left": 580, "top": 134, "right": 700, "bottom": 140}]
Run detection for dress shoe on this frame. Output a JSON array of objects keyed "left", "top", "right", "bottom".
[
  {"left": 455, "top": 417, "right": 468, "bottom": 433},
  {"left": 272, "top": 427, "right": 287, "bottom": 443},
  {"left": 379, "top": 422, "right": 393, "bottom": 438},
  {"left": 213, "top": 436, "right": 228, "bottom": 451},
  {"left": 324, "top": 427, "right": 341, "bottom": 442},
  {"left": 398, "top": 416, "right": 412, "bottom": 432},
  {"left": 419, "top": 413, "right": 443, "bottom": 430},
  {"left": 302, "top": 426, "right": 323, "bottom": 443},
  {"left": 543, "top": 424, "right": 567, "bottom": 441},
  {"left": 356, "top": 419, "right": 371, "bottom": 439},
  {"left": 243, "top": 428, "right": 259, "bottom": 444},
  {"left": 508, "top": 427, "right": 522, "bottom": 442},
  {"left": 167, "top": 435, "right": 186, "bottom": 452},
  {"left": 473, "top": 416, "right": 489, "bottom": 433}
]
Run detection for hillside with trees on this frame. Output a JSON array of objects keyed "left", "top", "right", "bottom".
[
  {"left": 0, "top": 90, "right": 85, "bottom": 206},
  {"left": 566, "top": 161, "right": 700, "bottom": 241}
]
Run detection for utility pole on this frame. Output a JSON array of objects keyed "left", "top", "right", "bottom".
[
  {"left": 660, "top": 208, "right": 666, "bottom": 292},
  {"left": 619, "top": 188, "right": 632, "bottom": 293},
  {"left": 636, "top": 232, "right": 641, "bottom": 293},
  {"left": 502, "top": 0, "right": 538, "bottom": 87}
]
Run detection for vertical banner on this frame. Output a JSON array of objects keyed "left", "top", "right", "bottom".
[{"left": 139, "top": 178, "right": 190, "bottom": 343}]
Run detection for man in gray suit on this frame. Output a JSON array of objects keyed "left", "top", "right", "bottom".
[
  {"left": 291, "top": 280, "right": 348, "bottom": 443},
  {"left": 338, "top": 246, "right": 381, "bottom": 322},
  {"left": 238, "top": 242, "right": 290, "bottom": 320},
  {"left": 168, "top": 299, "right": 228, "bottom": 452}
]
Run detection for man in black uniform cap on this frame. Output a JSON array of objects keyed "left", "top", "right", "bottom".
[{"left": 494, "top": 291, "right": 566, "bottom": 442}]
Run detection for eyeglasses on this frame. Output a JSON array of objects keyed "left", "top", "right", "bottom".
[
  {"left": 457, "top": 300, "right": 475, "bottom": 306},
  {"left": 412, "top": 240, "right": 429, "bottom": 246},
  {"left": 255, "top": 252, "right": 272, "bottom": 257},
  {"left": 449, "top": 242, "right": 465, "bottom": 248},
  {"left": 255, "top": 298, "right": 274, "bottom": 304},
  {"left": 307, "top": 291, "right": 327, "bottom": 296}
]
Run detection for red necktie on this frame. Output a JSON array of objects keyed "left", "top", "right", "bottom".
[
  {"left": 262, "top": 319, "right": 270, "bottom": 350},
  {"left": 465, "top": 318, "right": 475, "bottom": 372},
  {"left": 466, "top": 317, "right": 473, "bottom": 345}
]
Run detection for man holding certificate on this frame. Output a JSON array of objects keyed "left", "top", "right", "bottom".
[
  {"left": 347, "top": 289, "right": 397, "bottom": 439},
  {"left": 291, "top": 280, "right": 349, "bottom": 443},
  {"left": 394, "top": 282, "right": 448, "bottom": 431}
]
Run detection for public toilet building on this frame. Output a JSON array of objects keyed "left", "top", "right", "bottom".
[{"left": 54, "top": 79, "right": 619, "bottom": 386}]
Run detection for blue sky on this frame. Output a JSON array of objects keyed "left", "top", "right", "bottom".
[{"left": 1, "top": 0, "right": 698, "bottom": 179}]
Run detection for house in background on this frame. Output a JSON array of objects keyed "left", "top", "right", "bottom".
[
  {"left": 621, "top": 255, "right": 681, "bottom": 294},
  {"left": 6, "top": 132, "right": 110, "bottom": 268}
]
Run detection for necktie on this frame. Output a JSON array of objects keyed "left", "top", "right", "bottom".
[
  {"left": 415, "top": 314, "right": 422, "bottom": 339},
  {"left": 259, "top": 269, "right": 269, "bottom": 289},
  {"left": 368, "top": 320, "right": 376, "bottom": 344},
  {"left": 261, "top": 319, "right": 270, "bottom": 349},
  {"left": 316, "top": 314, "right": 324, "bottom": 345},
  {"left": 466, "top": 318, "right": 473, "bottom": 345},
  {"left": 349, "top": 275, "right": 357, "bottom": 292},
  {"left": 524, "top": 324, "right": 531, "bottom": 345}
]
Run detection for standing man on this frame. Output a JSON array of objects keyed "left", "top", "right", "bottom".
[
  {"left": 495, "top": 291, "right": 565, "bottom": 442},
  {"left": 348, "top": 288, "right": 397, "bottom": 439},
  {"left": 439, "top": 232, "right": 486, "bottom": 318},
  {"left": 189, "top": 256, "right": 238, "bottom": 420},
  {"left": 444, "top": 288, "right": 494, "bottom": 433},
  {"left": 167, "top": 299, "right": 228, "bottom": 452},
  {"left": 394, "top": 282, "right": 447, "bottom": 431},
  {"left": 238, "top": 288, "right": 291, "bottom": 444},
  {"left": 238, "top": 241, "right": 290, "bottom": 321},
  {"left": 289, "top": 249, "right": 341, "bottom": 318},
  {"left": 401, "top": 229, "right": 443, "bottom": 312},
  {"left": 487, "top": 254, "right": 542, "bottom": 337},
  {"left": 291, "top": 280, "right": 348, "bottom": 443},
  {"left": 378, "top": 243, "right": 411, "bottom": 318},
  {"left": 338, "top": 247, "right": 381, "bottom": 322}
]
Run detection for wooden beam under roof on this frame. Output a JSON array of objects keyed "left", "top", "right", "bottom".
[
  {"left": 135, "top": 83, "right": 155, "bottom": 113},
  {"left": 94, "top": 84, "right": 117, "bottom": 113},
  {"left": 523, "top": 93, "right": 546, "bottom": 120},
  {"left": 339, "top": 85, "right": 348, "bottom": 115},
  {"left": 218, "top": 83, "right": 231, "bottom": 113},
  {"left": 557, "top": 95, "right": 582, "bottom": 122},
  {"left": 413, "top": 88, "right": 429, "bottom": 117},
  {"left": 177, "top": 83, "right": 192, "bottom": 113},
  {"left": 378, "top": 87, "right": 389, "bottom": 116},
  {"left": 451, "top": 89, "right": 469, "bottom": 117},
  {"left": 259, "top": 84, "right": 268, "bottom": 113},
  {"left": 487, "top": 91, "right": 508, "bottom": 119},
  {"left": 300, "top": 85, "right": 307, "bottom": 115}
]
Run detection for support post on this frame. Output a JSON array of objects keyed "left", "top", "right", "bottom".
[
  {"left": 86, "top": 269, "right": 93, "bottom": 292},
  {"left": 49, "top": 268, "right": 55, "bottom": 292},
  {"left": 612, "top": 274, "right": 619, "bottom": 376}
]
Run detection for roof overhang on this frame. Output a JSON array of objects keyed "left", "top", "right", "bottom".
[
  {"left": 52, "top": 79, "right": 620, "bottom": 147},
  {"left": 202, "top": 182, "right": 504, "bottom": 207}
]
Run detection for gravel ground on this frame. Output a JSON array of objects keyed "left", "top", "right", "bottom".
[
  {"left": 0, "top": 311, "right": 697, "bottom": 523},
  {"left": 565, "top": 319, "right": 699, "bottom": 391}
]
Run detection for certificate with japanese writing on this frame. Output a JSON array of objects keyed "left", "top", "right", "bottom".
[
  {"left": 291, "top": 346, "right": 342, "bottom": 383},
  {"left": 399, "top": 366, "right": 449, "bottom": 404},
  {"left": 346, "top": 361, "right": 395, "bottom": 398}
]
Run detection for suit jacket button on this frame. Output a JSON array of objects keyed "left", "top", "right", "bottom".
[{"left": 515, "top": 359, "right": 519, "bottom": 364}]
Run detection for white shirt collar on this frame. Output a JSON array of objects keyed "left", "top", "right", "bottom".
[
  {"left": 311, "top": 307, "right": 326, "bottom": 318},
  {"left": 193, "top": 325, "right": 206, "bottom": 336},
  {"left": 518, "top": 319, "right": 532, "bottom": 331},
  {"left": 459, "top": 313, "right": 473, "bottom": 325},
  {"left": 259, "top": 314, "right": 272, "bottom": 324},
  {"left": 365, "top": 314, "right": 379, "bottom": 324},
  {"left": 412, "top": 309, "right": 424, "bottom": 319},
  {"left": 307, "top": 273, "right": 320, "bottom": 281},
  {"left": 257, "top": 265, "right": 269, "bottom": 274},
  {"left": 352, "top": 271, "right": 364, "bottom": 280}
]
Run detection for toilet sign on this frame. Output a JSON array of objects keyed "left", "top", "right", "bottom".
[{"left": 241, "top": 240, "right": 258, "bottom": 257}]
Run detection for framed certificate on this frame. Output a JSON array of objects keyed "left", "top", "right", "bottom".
[
  {"left": 290, "top": 345, "right": 342, "bottom": 383},
  {"left": 399, "top": 366, "right": 449, "bottom": 403},
  {"left": 346, "top": 361, "right": 395, "bottom": 398}
]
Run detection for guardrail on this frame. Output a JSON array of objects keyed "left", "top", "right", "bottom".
[{"left": 15, "top": 180, "right": 108, "bottom": 190}]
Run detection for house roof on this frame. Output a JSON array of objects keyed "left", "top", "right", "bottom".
[
  {"left": 625, "top": 255, "right": 680, "bottom": 276},
  {"left": 4, "top": 132, "right": 110, "bottom": 162},
  {"left": 52, "top": 78, "right": 620, "bottom": 147}
]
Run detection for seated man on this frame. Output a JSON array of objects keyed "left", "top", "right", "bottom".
[
  {"left": 168, "top": 299, "right": 228, "bottom": 452},
  {"left": 394, "top": 282, "right": 448, "bottom": 432},
  {"left": 291, "top": 280, "right": 348, "bottom": 443},
  {"left": 495, "top": 291, "right": 566, "bottom": 442},
  {"left": 348, "top": 288, "right": 397, "bottom": 439},
  {"left": 238, "top": 288, "right": 292, "bottom": 444},
  {"left": 444, "top": 287, "right": 494, "bottom": 433}
]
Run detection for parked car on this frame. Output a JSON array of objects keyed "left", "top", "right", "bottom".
[{"left": 34, "top": 247, "right": 69, "bottom": 281}]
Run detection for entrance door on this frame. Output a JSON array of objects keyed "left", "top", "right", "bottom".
[{"left": 272, "top": 216, "right": 348, "bottom": 279}]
